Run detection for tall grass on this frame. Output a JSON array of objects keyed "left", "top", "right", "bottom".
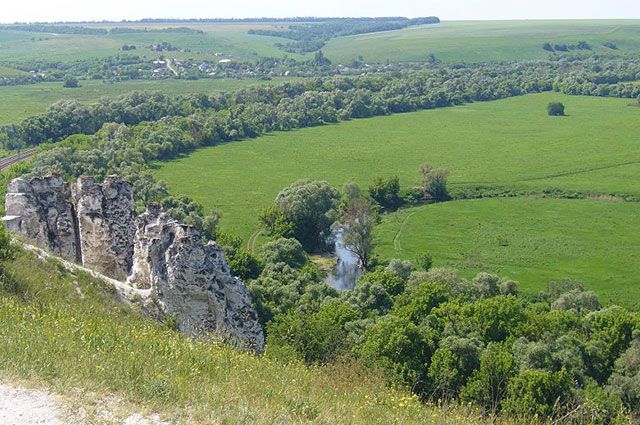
[{"left": 0, "top": 250, "right": 496, "bottom": 424}]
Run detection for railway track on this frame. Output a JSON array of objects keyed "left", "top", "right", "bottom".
[{"left": 0, "top": 149, "right": 36, "bottom": 171}]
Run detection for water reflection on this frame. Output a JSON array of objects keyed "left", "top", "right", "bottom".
[{"left": 326, "top": 229, "right": 362, "bottom": 290}]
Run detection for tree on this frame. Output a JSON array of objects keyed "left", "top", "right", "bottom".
[
  {"left": 340, "top": 198, "right": 377, "bottom": 269},
  {"left": 63, "top": 76, "right": 79, "bottom": 88},
  {"left": 260, "top": 237, "right": 308, "bottom": 268},
  {"left": 273, "top": 180, "right": 340, "bottom": 252},
  {"left": 607, "top": 338, "right": 640, "bottom": 420},
  {"left": 368, "top": 176, "right": 401, "bottom": 210},
  {"left": 461, "top": 343, "right": 516, "bottom": 416},
  {"left": 201, "top": 210, "right": 223, "bottom": 241},
  {"left": 547, "top": 102, "right": 565, "bottom": 116},
  {"left": 502, "top": 369, "right": 573, "bottom": 419},
  {"left": 416, "top": 252, "right": 433, "bottom": 271},
  {"left": 420, "top": 164, "right": 449, "bottom": 200},
  {"left": 542, "top": 42, "right": 554, "bottom": 52}
]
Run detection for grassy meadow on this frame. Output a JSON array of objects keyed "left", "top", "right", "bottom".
[
  {"left": 0, "top": 77, "right": 301, "bottom": 125},
  {"left": 154, "top": 92, "right": 640, "bottom": 307},
  {"left": 324, "top": 20, "right": 640, "bottom": 63},
  {"left": 155, "top": 92, "right": 640, "bottom": 237},
  {"left": 0, "top": 250, "right": 495, "bottom": 425},
  {"left": 374, "top": 198, "right": 640, "bottom": 310}
]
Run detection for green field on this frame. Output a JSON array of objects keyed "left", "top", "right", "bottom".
[
  {"left": 0, "top": 23, "right": 298, "bottom": 65},
  {"left": 375, "top": 198, "right": 640, "bottom": 310},
  {"left": 155, "top": 92, "right": 640, "bottom": 238},
  {"left": 0, "top": 77, "right": 301, "bottom": 125},
  {"left": 324, "top": 20, "right": 640, "bottom": 63},
  {"left": 154, "top": 92, "right": 640, "bottom": 307}
]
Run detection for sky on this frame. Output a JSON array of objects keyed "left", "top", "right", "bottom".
[{"left": 2, "top": 0, "right": 640, "bottom": 23}]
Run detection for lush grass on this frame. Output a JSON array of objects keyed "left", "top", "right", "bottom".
[
  {"left": 0, "top": 77, "right": 301, "bottom": 125},
  {"left": 154, "top": 93, "right": 640, "bottom": 240},
  {"left": 323, "top": 20, "right": 640, "bottom": 63},
  {"left": 0, "top": 250, "right": 492, "bottom": 424},
  {"left": 374, "top": 197, "right": 640, "bottom": 310}
]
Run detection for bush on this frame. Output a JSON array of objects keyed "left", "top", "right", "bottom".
[
  {"left": 547, "top": 101, "right": 565, "bottom": 116},
  {"left": 419, "top": 164, "right": 449, "bottom": 200},
  {"left": 503, "top": 369, "right": 573, "bottom": 419},
  {"left": 261, "top": 238, "right": 308, "bottom": 268},
  {"left": 416, "top": 252, "right": 433, "bottom": 271},
  {"left": 368, "top": 176, "right": 401, "bottom": 210},
  {"left": 63, "top": 76, "right": 79, "bottom": 88}
]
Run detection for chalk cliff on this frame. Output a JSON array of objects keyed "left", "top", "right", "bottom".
[{"left": 4, "top": 175, "right": 264, "bottom": 353}]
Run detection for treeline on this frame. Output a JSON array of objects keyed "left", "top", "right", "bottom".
[
  {"left": 248, "top": 17, "right": 440, "bottom": 53},
  {"left": 5, "top": 57, "right": 640, "bottom": 150}
]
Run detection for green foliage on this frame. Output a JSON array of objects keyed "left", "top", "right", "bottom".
[
  {"left": 419, "top": 164, "right": 449, "bottom": 200},
  {"left": 273, "top": 180, "right": 340, "bottom": 252},
  {"left": 357, "top": 269, "right": 405, "bottom": 297},
  {"left": 63, "top": 76, "right": 79, "bottom": 88},
  {"left": 415, "top": 252, "right": 433, "bottom": 271},
  {"left": 607, "top": 338, "right": 640, "bottom": 418},
  {"left": 547, "top": 101, "right": 566, "bottom": 116},
  {"left": 428, "top": 336, "right": 482, "bottom": 399},
  {"left": 339, "top": 198, "right": 377, "bottom": 269},
  {"left": 259, "top": 206, "right": 295, "bottom": 239},
  {"left": 461, "top": 343, "right": 516, "bottom": 415},
  {"left": 502, "top": 369, "right": 573, "bottom": 419},
  {"left": 267, "top": 300, "right": 359, "bottom": 364},
  {"left": 368, "top": 176, "right": 401, "bottom": 210},
  {"left": 260, "top": 238, "right": 308, "bottom": 268}
]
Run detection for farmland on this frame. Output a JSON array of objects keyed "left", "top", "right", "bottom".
[{"left": 324, "top": 20, "right": 640, "bottom": 63}]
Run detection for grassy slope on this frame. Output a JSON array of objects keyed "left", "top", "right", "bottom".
[
  {"left": 323, "top": 20, "right": 640, "bottom": 63},
  {"left": 374, "top": 198, "right": 640, "bottom": 310},
  {"left": 0, "top": 77, "right": 302, "bottom": 125},
  {"left": 0, "top": 250, "right": 489, "bottom": 425},
  {"left": 0, "top": 24, "right": 298, "bottom": 64},
  {"left": 155, "top": 93, "right": 640, "bottom": 238}
]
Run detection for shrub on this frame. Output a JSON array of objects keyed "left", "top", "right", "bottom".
[
  {"left": 416, "top": 252, "right": 433, "bottom": 271},
  {"left": 261, "top": 238, "right": 308, "bottom": 268},
  {"left": 419, "top": 164, "right": 449, "bottom": 201},
  {"left": 503, "top": 369, "right": 573, "bottom": 419},
  {"left": 63, "top": 76, "right": 79, "bottom": 88},
  {"left": 547, "top": 101, "right": 565, "bottom": 116},
  {"left": 368, "top": 176, "right": 401, "bottom": 210}
]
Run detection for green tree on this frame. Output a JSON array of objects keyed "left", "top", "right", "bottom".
[
  {"left": 419, "top": 164, "right": 449, "bottom": 200},
  {"left": 547, "top": 101, "right": 565, "bottom": 116},
  {"left": 260, "top": 238, "right": 308, "bottom": 268},
  {"left": 503, "top": 369, "right": 573, "bottom": 419},
  {"left": 273, "top": 180, "right": 340, "bottom": 252},
  {"left": 461, "top": 342, "right": 516, "bottom": 416},
  {"left": 368, "top": 176, "right": 401, "bottom": 210},
  {"left": 339, "top": 198, "right": 377, "bottom": 269},
  {"left": 607, "top": 338, "right": 640, "bottom": 419},
  {"left": 63, "top": 76, "right": 80, "bottom": 88}
]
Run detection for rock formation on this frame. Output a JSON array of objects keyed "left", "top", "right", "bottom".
[
  {"left": 4, "top": 175, "right": 79, "bottom": 261},
  {"left": 73, "top": 176, "right": 136, "bottom": 281},
  {"left": 128, "top": 206, "right": 264, "bottom": 352},
  {"left": 4, "top": 174, "right": 264, "bottom": 353}
]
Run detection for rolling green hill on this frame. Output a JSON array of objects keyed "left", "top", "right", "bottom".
[
  {"left": 323, "top": 20, "right": 640, "bottom": 63},
  {"left": 374, "top": 198, "right": 640, "bottom": 310},
  {"left": 154, "top": 92, "right": 640, "bottom": 307}
]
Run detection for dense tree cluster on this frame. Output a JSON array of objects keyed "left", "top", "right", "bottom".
[{"left": 261, "top": 258, "right": 640, "bottom": 422}]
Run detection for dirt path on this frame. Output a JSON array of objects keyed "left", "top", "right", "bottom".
[{"left": 0, "top": 383, "right": 64, "bottom": 425}]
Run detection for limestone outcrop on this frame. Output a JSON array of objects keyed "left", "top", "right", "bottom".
[
  {"left": 128, "top": 206, "right": 264, "bottom": 352},
  {"left": 73, "top": 176, "right": 136, "bottom": 281},
  {"left": 4, "top": 175, "right": 79, "bottom": 261},
  {"left": 4, "top": 174, "right": 264, "bottom": 353}
]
